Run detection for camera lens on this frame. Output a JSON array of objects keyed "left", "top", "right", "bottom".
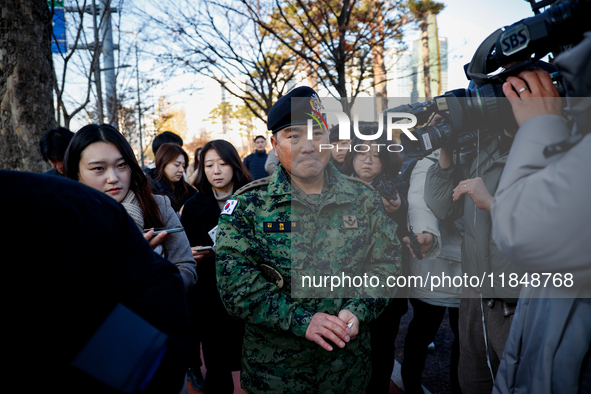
[{"left": 400, "top": 122, "right": 454, "bottom": 159}]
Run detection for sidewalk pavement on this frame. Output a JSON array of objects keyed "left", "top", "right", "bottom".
[
  {"left": 184, "top": 360, "right": 419, "bottom": 394},
  {"left": 184, "top": 342, "right": 432, "bottom": 393}
]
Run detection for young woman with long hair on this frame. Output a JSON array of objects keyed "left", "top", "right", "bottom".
[
  {"left": 64, "top": 124, "right": 196, "bottom": 291},
  {"left": 151, "top": 142, "right": 197, "bottom": 212},
  {"left": 180, "top": 139, "right": 252, "bottom": 392}
]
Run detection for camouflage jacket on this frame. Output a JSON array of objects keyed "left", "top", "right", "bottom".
[{"left": 215, "top": 163, "right": 401, "bottom": 338}]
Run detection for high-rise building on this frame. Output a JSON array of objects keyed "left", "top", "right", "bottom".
[
  {"left": 410, "top": 13, "right": 448, "bottom": 101},
  {"left": 386, "top": 13, "right": 447, "bottom": 104},
  {"left": 388, "top": 49, "right": 413, "bottom": 99}
]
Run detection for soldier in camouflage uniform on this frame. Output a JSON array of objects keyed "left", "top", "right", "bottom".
[{"left": 215, "top": 86, "right": 402, "bottom": 393}]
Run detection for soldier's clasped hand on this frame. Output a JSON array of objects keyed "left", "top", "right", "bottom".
[
  {"left": 305, "top": 312, "right": 351, "bottom": 351},
  {"left": 337, "top": 309, "right": 359, "bottom": 340}
]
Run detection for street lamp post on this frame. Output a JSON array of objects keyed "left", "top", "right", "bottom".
[
  {"left": 91, "top": 0, "right": 104, "bottom": 122},
  {"left": 119, "top": 30, "right": 144, "bottom": 168},
  {"left": 100, "top": 0, "right": 118, "bottom": 127}
]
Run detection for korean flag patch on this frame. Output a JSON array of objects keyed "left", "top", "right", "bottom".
[{"left": 221, "top": 199, "right": 238, "bottom": 215}]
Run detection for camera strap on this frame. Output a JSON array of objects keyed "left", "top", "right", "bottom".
[{"left": 465, "top": 29, "right": 503, "bottom": 87}]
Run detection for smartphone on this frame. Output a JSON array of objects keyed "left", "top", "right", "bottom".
[
  {"left": 193, "top": 246, "right": 215, "bottom": 252},
  {"left": 144, "top": 227, "right": 184, "bottom": 236}
]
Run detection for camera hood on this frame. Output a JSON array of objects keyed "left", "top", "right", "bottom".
[{"left": 464, "top": 28, "right": 539, "bottom": 87}]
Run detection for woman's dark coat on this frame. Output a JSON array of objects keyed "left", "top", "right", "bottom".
[{"left": 181, "top": 191, "right": 244, "bottom": 372}]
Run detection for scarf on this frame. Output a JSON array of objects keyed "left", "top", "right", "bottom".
[
  {"left": 212, "top": 187, "right": 233, "bottom": 211},
  {"left": 121, "top": 191, "right": 144, "bottom": 230}
]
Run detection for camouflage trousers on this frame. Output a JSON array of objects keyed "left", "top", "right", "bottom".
[{"left": 240, "top": 324, "right": 372, "bottom": 393}]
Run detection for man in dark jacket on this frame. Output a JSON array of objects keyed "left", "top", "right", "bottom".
[
  {"left": 145, "top": 131, "right": 184, "bottom": 177},
  {"left": 243, "top": 135, "right": 269, "bottom": 180},
  {"left": 2, "top": 171, "right": 191, "bottom": 394},
  {"left": 39, "top": 126, "right": 74, "bottom": 176}
]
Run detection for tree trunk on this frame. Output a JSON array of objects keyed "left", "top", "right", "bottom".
[
  {"left": 369, "top": 0, "right": 391, "bottom": 118},
  {"left": 371, "top": 10, "right": 387, "bottom": 116},
  {"left": 421, "top": 16, "right": 432, "bottom": 99},
  {"left": 1, "top": 0, "right": 56, "bottom": 172},
  {"left": 336, "top": 58, "right": 351, "bottom": 117}
]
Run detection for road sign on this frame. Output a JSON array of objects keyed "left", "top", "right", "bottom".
[{"left": 50, "top": 6, "right": 67, "bottom": 53}]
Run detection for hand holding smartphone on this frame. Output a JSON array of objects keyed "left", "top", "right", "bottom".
[
  {"left": 144, "top": 227, "right": 184, "bottom": 236},
  {"left": 193, "top": 246, "right": 215, "bottom": 252}
]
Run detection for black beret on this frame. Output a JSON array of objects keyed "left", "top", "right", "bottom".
[{"left": 267, "top": 86, "right": 324, "bottom": 134}]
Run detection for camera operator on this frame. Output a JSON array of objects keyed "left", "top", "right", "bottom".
[
  {"left": 424, "top": 96, "right": 525, "bottom": 393},
  {"left": 491, "top": 33, "right": 591, "bottom": 394}
]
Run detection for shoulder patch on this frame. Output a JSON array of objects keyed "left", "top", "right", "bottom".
[
  {"left": 235, "top": 176, "right": 271, "bottom": 195},
  {"left": 343, "top": 175, "right": 375, "bottom": 191},
  {"left": 220, "top": 199, "right": 238, "bottom": 215}
]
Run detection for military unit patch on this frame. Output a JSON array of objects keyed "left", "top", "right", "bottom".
[
  {"left": 263, "top": 221, "right": 300, "bottom": 232},
  {"left": 259, "top": 264, "right": 284, "bottom": 289}
]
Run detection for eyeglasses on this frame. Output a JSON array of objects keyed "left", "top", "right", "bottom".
[{"left": 355, "top": 152, "right": 381, "bottom": 163}]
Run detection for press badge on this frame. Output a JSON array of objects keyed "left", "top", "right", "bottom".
[
  {"left": 221, "top": 199, "right": 238, "bottom": 215},
  {"left": 263, "top": 221, "right": 300, "bottom": 232}
]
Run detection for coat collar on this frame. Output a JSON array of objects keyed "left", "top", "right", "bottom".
[{"left": 190, "top": 191, "right": 221, "bottom": 214}]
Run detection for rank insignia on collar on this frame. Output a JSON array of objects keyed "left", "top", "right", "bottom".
[
  {"left": 342, "top": 215, "right": 358, "bottom": 229},
  {"left": 264, "top": 221, "right": 300, "bottom": 232}
]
